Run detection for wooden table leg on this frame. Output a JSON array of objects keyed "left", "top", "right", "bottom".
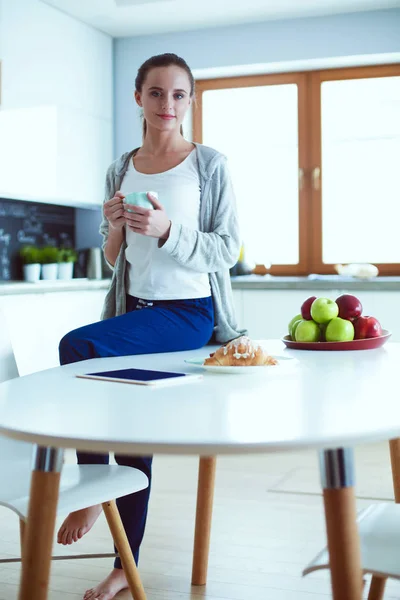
[
  {"left": 320, "top": 448, "right": 363, "bottom": 600},
  {"left": 18, "top": 446, "right": 63, "bottom": 600},
  {"left": 102, "top": 500, "right": 146, "bottom": 600},
  {"left": 191, "top": 456, "right": 216, "bottom": 586},
  {"left": 367, "top": 575, "right": 386, "bottom": 600},
  {"left": 389, "top": 438, "right": 400, "bottom": 502}
]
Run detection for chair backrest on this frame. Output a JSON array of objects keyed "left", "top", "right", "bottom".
[{"left": 0, "top": 310, "right": 34, "bottom": 460}]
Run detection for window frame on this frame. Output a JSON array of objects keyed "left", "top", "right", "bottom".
[
  {"left": 193, "top": 64, "right": 400, "bottom": 275},
  {"left": 308, "top": 63, "right": 400, "bottom": 275}
]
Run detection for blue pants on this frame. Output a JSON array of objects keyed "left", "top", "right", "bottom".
[{"left": 59, "top": 294, "right": 214, "bottom": 568}]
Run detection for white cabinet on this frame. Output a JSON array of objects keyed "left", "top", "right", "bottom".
[
  {"left": 0, "top": 290, "right": 108, "bottom": 376},
  {"left": 231, "top": 289, "right": 400, "bottom": 342},
  {"left": 232, "top": 289, "right": 245, "bottom": 330},
  {"left": 56, "top": 108, "right": 113, "bottom": 206},
  {"left": 0, "top": 0, "right": 113, "bottom": 207}
]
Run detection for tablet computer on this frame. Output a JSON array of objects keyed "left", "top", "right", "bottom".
[{"left": 76, "top": 367, "right": 203, "bottom": 387}]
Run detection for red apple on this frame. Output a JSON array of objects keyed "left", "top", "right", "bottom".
[
  {"left": 335, "top": 294, "right": 363, "bottom": 320},
  {"left": 353, "top": 316, "right": 383, "bottom": 339},
  {"left": 301, "top": 296, "right": 317, "bottom": 320}
]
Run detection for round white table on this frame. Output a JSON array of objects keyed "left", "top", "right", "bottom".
[{"left": 1, "top": 339, "right": 400, "bottom": 600}]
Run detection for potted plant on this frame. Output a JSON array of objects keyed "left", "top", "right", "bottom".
[
  {"left": 39, "top": 246, "right": 59, "bottom": 280},
  {"left": 19, "top": 245, "right": 41, "bottom": 282},
  {"left": 58, "top": 248, "right": 77, "bottom": 280}
]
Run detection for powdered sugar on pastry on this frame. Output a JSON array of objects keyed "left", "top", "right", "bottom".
[
  {"left": 204, "top": 336, "right": 278, "bottom": 367},
  {"left": 232, "top": 336, "right": 258, "bottom": 359}
]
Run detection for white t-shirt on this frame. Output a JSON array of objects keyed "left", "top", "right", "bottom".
[{"left": 122, "top": 148, "right": 211, "bottom": 300}]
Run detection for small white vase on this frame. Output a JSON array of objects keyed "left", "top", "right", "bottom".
[
  {"left": 41, "top": 263, "right": 58, "bottom": 280},
  {"left": 58, "top": 262, "right": 74, "bottom": 280},
  {"left": 23, "top": 263, "right": 41, "bottom": 282}
]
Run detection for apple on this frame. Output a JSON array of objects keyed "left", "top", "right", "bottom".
[
  {"left": 301, "top": 296, "right": 317, "bottom": 320},
  {"left": 325, "top": 317, "right": 355, "bottom": 342},
  {"left": 336, "top": 294, "right": 363, "bottom": 320},
  {"left": 291, "top": 319, "right": 303, "bottom": 340},
  {"left": 295, "top": 320, "right": 320, "bottom": 342},
  {"left": 353, "top": 316, "right": 383, "bottom": 339},
  {"left": 310, "top": 298, "right": 339, "bottom": 324},
  {"left": 288, "top": 313, "right": 302, "bottom": 337}
]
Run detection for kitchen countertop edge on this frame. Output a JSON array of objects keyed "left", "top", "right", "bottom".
[
  {"left": 230, "top": 275, "right": 400, "bottom": 291},
  {"left": 0, "top": 279, "right": 112, "bottom": 295},
  {"left": 1, "top": 275, "right": 400, "bottom": 296}
]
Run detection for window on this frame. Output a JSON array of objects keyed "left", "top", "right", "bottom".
[{"left": 194, "top": 65, "right": 400, "bottom": 275}]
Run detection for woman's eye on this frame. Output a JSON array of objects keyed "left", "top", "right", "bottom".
[{"left": 150, "top": 91, "right": 185, "bottom": 99}]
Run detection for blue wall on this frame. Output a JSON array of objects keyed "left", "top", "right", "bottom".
[{"left": 113, "top": 8, "right": 400, "bottom": 156}]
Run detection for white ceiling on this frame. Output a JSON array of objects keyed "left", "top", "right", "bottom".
[{"left": 40, "top": 0, "right": 400, "bottom": 38}]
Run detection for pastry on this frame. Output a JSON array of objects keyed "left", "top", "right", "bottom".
[{"left": 204, "top": 336, "right": 278, "bottom": 367}]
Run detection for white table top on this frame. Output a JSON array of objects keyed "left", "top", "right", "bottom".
[{"left": 1, "top": 340, "right": 400, "bottom": 455}]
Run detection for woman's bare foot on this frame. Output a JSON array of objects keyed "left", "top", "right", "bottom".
[
  {"left": 83, "top": 569, "right": 128, "bottom": 600},
  {"left": 57, "top": 504, "right": 102, "bottom": 545}
]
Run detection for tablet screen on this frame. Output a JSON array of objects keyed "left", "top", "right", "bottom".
[{"left": 85, "top": 368, "right": 186, "bottom": 381}]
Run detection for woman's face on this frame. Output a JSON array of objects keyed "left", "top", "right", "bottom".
[{"left": 135, "top": 65, "right": 192, "bottom": 133}]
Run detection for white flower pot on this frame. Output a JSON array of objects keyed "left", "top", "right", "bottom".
[
  {"left": 23, "top": 263, "right": 41, "bottom": 282},
  {"left": 58, "top": 262, "right": 74, "bottom": 280},
  {"left": 41, "top": 263, "right": 58, "bottom": 280}
]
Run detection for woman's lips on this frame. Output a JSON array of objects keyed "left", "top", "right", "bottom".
[{"left": 157, "top": 114, "right": 175, "bottom": 120}]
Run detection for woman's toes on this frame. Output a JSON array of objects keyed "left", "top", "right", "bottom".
[
  {"left": 57, "top": 526, "right": 65, "bottom": 544},
  {"left": 66, "top": 529, "right": 74, "bottom": 545}
]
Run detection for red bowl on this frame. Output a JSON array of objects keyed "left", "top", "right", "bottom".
[{"left": 282, "top": 329, "right": 392, "bottom": 351}]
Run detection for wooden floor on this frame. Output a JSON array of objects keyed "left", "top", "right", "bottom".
[{"left": 1, "top": 442, "right": 400, "bottom": 599}]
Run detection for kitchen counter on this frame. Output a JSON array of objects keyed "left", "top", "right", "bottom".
[
  {"left": 1, "top": 275, "right": 400, "bottom": 296},
  {"left": 0, "top": 278, "right": 111, "bottom": 296},
  {"left": 230, "top": 275, "right": 400, "bottom": 291}
]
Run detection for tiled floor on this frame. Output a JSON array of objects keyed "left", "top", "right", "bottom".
[{"left": 0, "top": 443, "right": 399, "bottom": 599}]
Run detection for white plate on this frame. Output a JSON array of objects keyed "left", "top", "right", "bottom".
[{"left": 184, "top": 355, "right": 297, "bottom": 374}]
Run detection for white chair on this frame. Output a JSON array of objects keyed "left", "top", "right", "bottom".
[
  {"left": 303, "top": 503, "right": 400, "bottom": 600},
  {"left": 0, "top": 310, "right": 148, "bottom": 600}
]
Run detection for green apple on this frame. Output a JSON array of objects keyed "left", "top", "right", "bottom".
[
  {"left": 310, "top": 298, "right": 339, "bottom": 324},
  {"left": 288, "top": 313, "right": 302, "bottom": 336},
  {"left": 325, "top": 317, "right": 354, "bottom": 342},
  {"left": 291, "top": 319, "right": 303, "bottom": 340},
  {"left": 295, "top": 320, "right": 320, "bottom": 342}
]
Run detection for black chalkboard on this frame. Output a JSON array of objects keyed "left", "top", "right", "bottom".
[{"left": 0, "top": 198, "right": 75, "bottom": 281}]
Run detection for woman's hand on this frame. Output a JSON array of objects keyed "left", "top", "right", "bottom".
[
  {"left": 123, "top": 193, "right": 171, "bottom": 240},
  {"left": 104, "top": 192, "right": 126, "bottom": 231}
]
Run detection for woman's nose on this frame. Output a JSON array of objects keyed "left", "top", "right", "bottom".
[{"left": 161, "top": 95, "right": 174, "bottom": 110}]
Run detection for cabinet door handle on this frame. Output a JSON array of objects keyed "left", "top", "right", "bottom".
[{"left": 312, "top": 167, "right": 321, "bottom": 191}]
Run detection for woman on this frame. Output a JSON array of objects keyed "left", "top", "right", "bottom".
[{"left": 58, "top": 52, "right": 245, "bottom": 600}]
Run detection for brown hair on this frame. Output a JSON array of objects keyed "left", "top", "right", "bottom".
[{"left": 135, "top": 53, "right": 195, "bottom": 139}]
